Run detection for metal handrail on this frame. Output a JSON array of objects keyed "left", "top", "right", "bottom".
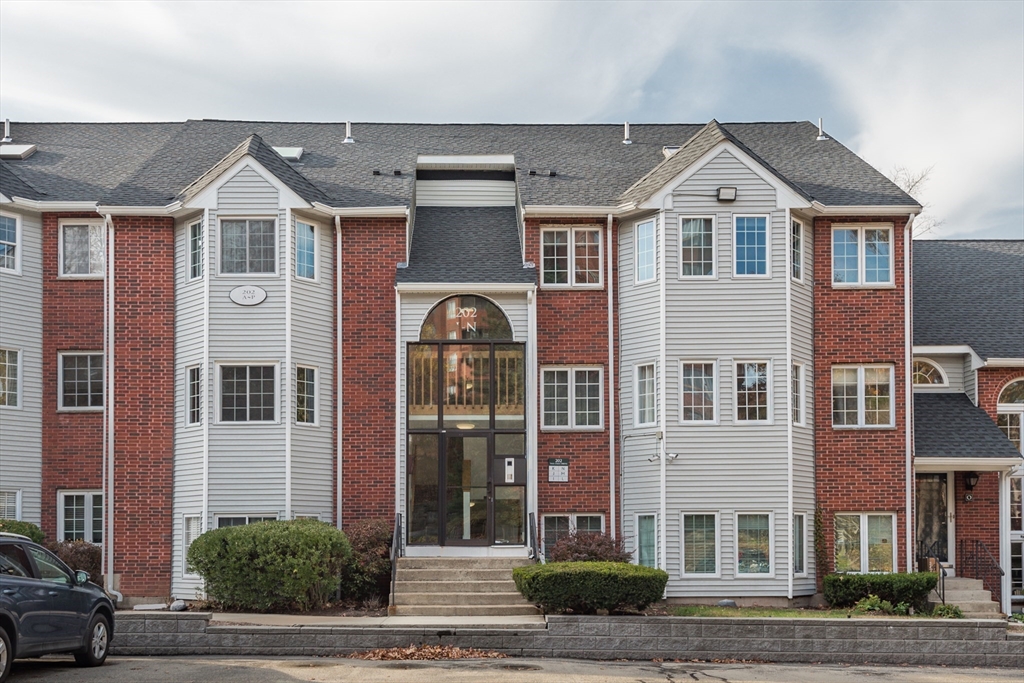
[
  {"left": 527, "top": 512, "right": 538, "bottom": 561},
  {"left": 916, "top": 541, "right": 947, "bottom": 604},
  {"left": 389, "top": 512, "right": 402, "bottom": 608},
  {"left": 958, "top": 538, "right": 1005, "bottom": 597}
]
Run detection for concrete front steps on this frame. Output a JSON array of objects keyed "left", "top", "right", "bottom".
[
  {"left": 391, "top": 557, "right": 541, "bottom": 616},
  {"left": 929, "top": 576, "right": 1004, "bottom": 619}
]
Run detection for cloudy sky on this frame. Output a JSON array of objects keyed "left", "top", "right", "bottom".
[{"left": 1, "top": 1, "right": 1021, "bottom": 239}]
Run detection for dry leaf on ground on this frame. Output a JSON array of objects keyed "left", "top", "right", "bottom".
[{"left": 349, "top": 644, "right": 508, "bottom": 660}]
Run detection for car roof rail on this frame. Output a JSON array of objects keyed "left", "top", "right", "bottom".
[{"left": 0, "top": 531, "right": 32, "bottom": 540}]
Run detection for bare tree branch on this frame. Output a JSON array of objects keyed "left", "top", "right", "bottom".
[{"left": 888, "top": 164, "right": 943, "bottom": 238}]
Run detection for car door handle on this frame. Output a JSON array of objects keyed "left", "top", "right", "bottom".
[
  {"left": 48, "top": 591, "right": 59, "bottom": 596},
  {"left": 1, "top": 589, "right": 15, "bottom": 595}
]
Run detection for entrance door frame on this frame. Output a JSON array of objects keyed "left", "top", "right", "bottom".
[{"left": 915, "top": 471, "right": 956, "bottom": 567}]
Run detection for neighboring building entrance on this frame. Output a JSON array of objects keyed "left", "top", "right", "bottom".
[
  {"left": 916, "top": 473, "right": 954, "bottom": 565},
  {"left": 406, "top": 296, "right": 526, "bottom": 547}
]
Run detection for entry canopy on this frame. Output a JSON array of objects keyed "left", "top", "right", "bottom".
[{"left": 420, "top": 295, "right": 512, "bottom": 340}]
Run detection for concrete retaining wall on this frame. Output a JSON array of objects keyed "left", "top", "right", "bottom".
[{"left": 111, "top": 613, "right": 1024, "bottom": 668}]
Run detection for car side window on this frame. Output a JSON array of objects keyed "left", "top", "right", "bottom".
[
  {"left": 27, "top": 546, "right": 71, "bottom": 585},
  {"left": 0, "top": 543, "right": 34, "bottom": 578}
]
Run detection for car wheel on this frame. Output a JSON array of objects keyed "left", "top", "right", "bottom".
[
  {"left": 0, "top": 626, "right": 11, "bottom": 683},
  {"left": 73, "top": 614, "right": 109, "bottom": 667}
]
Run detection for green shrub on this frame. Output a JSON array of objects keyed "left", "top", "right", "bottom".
[
  {"left": 0, "top": 519, "right": 44, "bottom": 543},
  {"left": 823, "top": 572, "right": 936, "bottom": 612},
  {"left": 853, "top": 594, "right": 894, "bottom": 614},
  {"left": 187, "top": 519, "right": 351, "bottom": 612},
  {"left": 339, "top": 518, "right": 392, "bottom": 602},
  {"left": 548, "top": 531, "right": 631, "bottom": 563},
  {"left": 44, "top": 540, "right": 103, "bottom": 587},
  {"left": 932, "top": 603, "right": 964, "bottom": 619},
  {"left": 513, "top": 561, "right": 667, "bottom": 614}
]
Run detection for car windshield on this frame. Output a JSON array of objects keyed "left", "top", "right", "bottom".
[{"left": 0, "top": 543, "right": 33, "bottom": 578}]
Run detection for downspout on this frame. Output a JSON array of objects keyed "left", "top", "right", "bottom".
[
  {"left": 201, "top": 209, "right": 210, "bottom": 542},
  {"left": 103, "top": 213, "right": 121, "bottom": 603},
  {"left": 394, "top": 287, "right": 402, "bottom": 519},
  {"left": 528, "top": 288, "right": 539, "bottom": 543},
  {"left": 606, "top": 214, "right": 616, "bottom": 539},
  {"left": 659, "top": 210, "right": 667, "bottom": 571},
  {"left": 785, "top": 208, "right": 793, "bottom": 599},
  {"left": 335, "top": 215, "right": 342, "bottom": 529},
  {"left": 284, "top": 208, "right": 293, "bottom": 519},
  {"left": 904, "top": 214, "right": 916, "bottom": 573}
]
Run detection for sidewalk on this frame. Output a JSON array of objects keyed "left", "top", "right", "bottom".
[{"left": 205, "top": 612, "right": 547, "bottom": 628}]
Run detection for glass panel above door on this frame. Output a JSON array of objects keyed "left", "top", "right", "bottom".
[
  {"left": 442, "top": 344, "right": 490, "bottom": 430},
  {"left": 495, "top": 344, "right": 525, "bottom": 430},
  {"left": 408, "top": 344, "right": 439, "bottom": 430}
]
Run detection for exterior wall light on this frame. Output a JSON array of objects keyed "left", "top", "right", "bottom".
[
  {"left": 963, "top": 471, "right": 980, "bottom": 491},
  {"left": 717, "top": 187, "right": 737, "bottom": 202}
]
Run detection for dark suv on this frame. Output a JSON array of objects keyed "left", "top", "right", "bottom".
[{"left": 0, "top": 533, "right": 115, "bottom": 682}]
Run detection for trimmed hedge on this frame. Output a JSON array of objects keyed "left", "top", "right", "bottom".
[
  {"left": 45, "top": 540, "right": 103, "bottom": 587},
  {"left": 824, "top": 572, "right": 937, "bottom": 612},
  {"left": 0, "top": 519, "right": 44, "bottom": 543},
  {"left": 513, "top": 561, "right": 668, "bottom": 614},
  {"left": 187, "top": 519, "right": 351, "bottom": 612},
  {"left": 548, "top": 531, "right": 631, "bottom": 563},
  {"left": 339, "top": 518, "right": 392, "bottom": 602}
]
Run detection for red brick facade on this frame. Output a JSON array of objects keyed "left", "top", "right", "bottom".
[
  {"left": 527, "top": 217, "right": 620, "bottom": 533},
  {"left": 338, "top": 216, "right": 407, "bottom": 527},
  {"left": 813, "top": 217, "right": 911, "bottom": 580}
]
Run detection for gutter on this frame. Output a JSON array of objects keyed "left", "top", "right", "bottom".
[
  {"left": 336, "top": 216, "right": 343, "bottom": 529},
  {"left": 102, "top": 213, "right": 120, "bottom": 603},
  {"left": 312, "top": 202, "right": 408, "bottom": 218},
  {"left": 809, "top": 201, "right": 922, "bottom": 216},
  {"left": 785, "top": 208, "right": 794, "bottom": 599},
  {"left": 904, "top": 214, "right": 916, "bottom": 574},
  {"left": 658, "top": 209, "right": 667, "bottom": 572}
]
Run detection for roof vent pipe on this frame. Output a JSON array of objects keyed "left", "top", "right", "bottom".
[
  {"left": 816, "top": 118, "right": 829, "bottom": 142},
  {"left": 343, "top": 121, "right": 354, "bottom": 144},
  {"left": 1, "top": 119, "right": 11, "bottom": 144},
  {"left": 622, "top": 121, "right": 632, "bottom": 145}
]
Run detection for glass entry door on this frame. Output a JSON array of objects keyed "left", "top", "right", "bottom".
[
  {"left": 916, "top": 473, "right": 950, "bottom": 563},
  {"left": 445, "top": 435, "right": 490, "bottom": 544}
]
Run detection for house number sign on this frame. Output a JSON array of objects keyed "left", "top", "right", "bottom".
[
  {"left": 229, "top": 285, "right": 267, "bottom": 306},
  {"left": 548, "top": 458, "right": 569, "bottom": 483}
]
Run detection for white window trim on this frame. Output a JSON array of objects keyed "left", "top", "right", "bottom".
[
  {"left": 213, "top": 514, "right": 279, "bottom": 528},
  {"left": 0, "top": 210, "right": 23, "bottom": 275},
  {"left": 187, "top": 219, "right": 204, "bottom": 281},
  {"left": 294, "top": 219, "right": 319, "bottom": 283},
  {"left": 182, "top": 514, "right": 203, "bottom": 578},
  {"left": 539, "top": 226, "right": 603, "bottom": 289},
  {"left": 217, "top": 216, "right": 278, "bottom": 278},
  {"left": 634, "top": 362, "right": 657, "bottom": 427},
  {"left": 58, "top": 219, "right": 105, "bottom": 279},
  {"left": 790, "top": 218, "right": 804, "bottom": 283},
  {"left": 679, "top": 359, "right": 718, "bottom": 425},
  {"left": 540, "top": 365, "right": 604, "bottom": 431},
  {"left": 733, "top": 359, "right": 773, "bottom": 425},
  {"left": 295, "top": 363, "right": 319, "bottom": 427},
  {"left": 215, "top": 361, "right": 281, "bottom": 425},
  {"left": 633, "top": 512, "right": 658, "bottom": 568},
  {"left": 831, "top": 224, "right": 895, "bottom": 288},
  {"left": 792, "top": 362, "right": 805, "bottom": 427},
  {"left": 185, "top": 364, "right": 202, "bottom": 427},
  {"left": 677, "top": 215, "right": 717, "bottom": 280},
  {"left": 732, "top": 214, "right": 772, "bottom": 279},
  {"left": 734, "top": 510, "right": 775, "bottom": 578},
  {"left": 997, "top": 377, "right": 1024, "bottom": 454},
  {"left": 57, "top": 351, "right": 103, "bottom": 412},
  {"left": 834, "top": 512, "right": 898, "bottom": 574},
  {"left": 831, "top": 364, "right": 896, "bottom": 429},
  {"left": 0, "top": 489, "right": 23, "bottom": 520},
  {"left": 634, "top": 219, "right": 657, "bottom": 285},
  {"left": 57, "top": 489, "right": 102, "bottom": 544},
  {"left": 0, "top": 347, "right": 22, "bottom": 410},
  {"left": 680, "top": 511, "right": 721, "bottom": 578},
  {"left": 540, "top": 513, "right": 606, "bottom": 559},
  {"left": 793, "top": 512, "right": 808, "bottom": 577},
  {"left": 912, "top": 357, "right": 949, "bottom": 388}
]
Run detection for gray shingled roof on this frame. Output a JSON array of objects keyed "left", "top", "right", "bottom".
[
  {"left": 396, "top": 207, "right": 534, "bottom": 284},
  {"left": 0, "top": 160, "right": 44, "bottom": 201},
  {"left": 914, "top": 393, "right": 1023, "bottom": 459},
  {"left": 2, "top": 120, "right": 918, "bottom": 209},
  {"left": 913, "top": 241, "right": 1024, "bottom": 360}
]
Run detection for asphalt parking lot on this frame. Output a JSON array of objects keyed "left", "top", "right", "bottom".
[{"left": 10, "top": 655, "right": 1024, "bottom": 683}]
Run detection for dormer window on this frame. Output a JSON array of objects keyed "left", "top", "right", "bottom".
[{"left": 912, "top": 359, "right": 948, "bottom": 387}]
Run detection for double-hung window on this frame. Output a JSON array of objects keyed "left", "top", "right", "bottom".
[
  {"left": 793, "top": 513, "right": 806, "bottom": 575},
  {"left": 835, "top": 513, "right": 896, "bottom": 573},
  {"left": 635, "top": 220, "right": 656, "bottom": 283},
  {"left": 635, "top": 363, "right": 656, "bottom": 426},
  {"left": 542, "top": 513, "right": 604, "bottom": 560},
  {"left": 735, "top": 361, "right": 770, "bottom": 422},
  {"left": 296, "top": 365, "right": 316, "bottom": 424},
  {"left": 58, "top": 490, "right": 103, "bottom": 543},
  {"left": 734, "top": 215, "right": 768, "bottom": 276},
  {"left": 541, "top": 367, "right": 602, "bottom": 429},
  {"left": 188, "top": 220, "right": 203, "bottom": 280},
  {"left": 790, "top": 219, "right": 803, "bottom": 281},
  {"left": 791, "top": 363, "right": 804, "bottom": 425},
  {"left": 216, "top": 515, "right": 277, "bottom": 528},
  {"left": 183, "top": 515, "right": 203, "bottom": 576},
  {"left": 187, "top": 366, "right": 202, "bottom": 425},
  {"left": 636, "top": 513, "right": 657, "bottom": 568},
  {"left": 220, "top": 364, "right": 276, "bottom": 422},
  {"left": 997, "top": 379, "right": 1024, "bottom": 453},
  {"left": 680, "top": 361, "right": 716, "bottom": 422},
  {"left": 541, "top": 227, "right": 601, "bottom": 286},
  {"left": 832, "top": 225, "right": 892, "bottom": 286},
  {"left": 682, "top": 512, "right": 718, "bottom": 575},
  {"left": 59, "top": 352, "right": 103, "bottom": 410},
  {"left": 295, "top": 221, "right": 317, "bottom": 280},
  {"left": 60, "top": 221, "right": 105, "bottom": 277},
  {"left": 832, "top": 365, "right": 893, "bottom": 427},
  {"left": 0, "top": 490, "right": 20, "bottom": 519},
  {"left": 679, "top": 217, "right": 714, "bottom": 277},
  {"left": 0, "top": 348, "right": 19, "bottom": 407},
  {"left": 0, "top": 212, "right": 19, "bottom": 272},
  {"left": 737, "top": 512, "right": 772, "bottom": 575},
  {"left": 221, "top": 219, "right": 275, "bottom": 274}
]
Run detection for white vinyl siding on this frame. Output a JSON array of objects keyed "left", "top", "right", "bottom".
[
  {"left": 59, "top": 221, "right": 105, "bottom": 277},
  {"left": 415, "top": 180, "right": 516, "bottom": 207}
]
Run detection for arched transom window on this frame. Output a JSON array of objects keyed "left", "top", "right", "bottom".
[
  {"left": 997, "top": 378, "right": 1024, "bottom": 453},
  {"left": 912, "top": 359, "right": 947, "bottom": 386},
  {"left": 419, "top": 295, "right": 513, "bottom": 341}
]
